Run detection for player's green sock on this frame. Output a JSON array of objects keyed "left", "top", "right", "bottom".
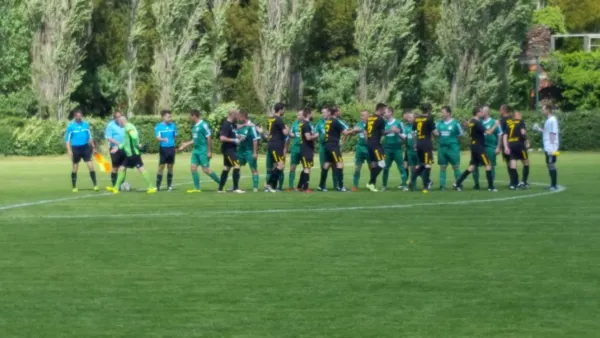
[
  {"left": 491, "top": 166, "right": 496, "bottom": 180},
  {"left": 192, "top": 171, "right": 200, "bottom": 190},
  {"left": 440, "top": 169, "right": 447, "bottom": 188},
  {"left": 472, "top": 167, "right": 480, "bottom": 186},
  {"left": 399, "top": 164, "right": 408, "bottom": 185},
  {"left": 141, "top": 171, "right": 152, "bottom": 188},
  {"left": 382, "top": 168, "right": 390, "bottom": 188},
  {"left": 209, "top": 172, "right": 220, "bottom": 183},
  {"left": 452, "top": 165, "right": 461, "bottom": 183},
  {"left": 252, "top": 174, "right": 259, "bottom": 189},
  {"left": 289, "top": 171, "right": 295, "bottom": 189},
  {"left": 353, "top": 169, "right": 360, "bottom": 188},
  {"left": 114, "top": 171, "right": 126, "bottom": 189}
]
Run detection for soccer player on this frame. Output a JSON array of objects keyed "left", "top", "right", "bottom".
[
  {"left": 436, "top": 106, "right": 463, "bottom": 191},
  {"left": 453, "top": 107, "right": 497, "bottom": 192},
  {"left": 382, "top": 107, "right": 408, "bottom": 191},
  {"left": 266, "top": 103, "right": 289, "bottom": 192},
  {"left": 64, "top": 110, "right": 98, "bottom": 192},
  {"left": 287, "top": 110, "right": 303, "bottom": 191},
  {"left": 351, "top": 110, "right": 370, "bottom": 192},
  {"left": 365, "top": 103, "right": 388, "bottom": 192},
  {"left": 105, "top": 111, "right": 125, "bottom": 187},
  {"left": 218, "top": 109, "right": 244, "bottom": 193},
  {"left": 412, "top": 103, "right": 436, "bottom": 192},
  {"left": 498, "top": 104, "right": 512, "bottom": 178},
  {"left": 403, "top": 111, "right": 419, "bottom": 191},
  {"left": 297, "top": 109, "right": 319, "bottom": 192},
  {"left": 107, "top": 116, "right": 156, "bottom": 194},
  {"left": 320, "top": 106, "right": 353, "bottom": 192},
  {"left": 316, "top": 106, "right": 337, "bottom": 191},
  {"left": 154, "top": 110, "right": 178, "bottom": 191},
  {"left": 236, "top": 110, "right": 260, "bottom": 192},
  {"left": 534, "top": 105, "right": 559, "bottom": 190},
  {"left": 472, "top": 106, "right": 502, "bottom": 189},
  {"left": 501, "top": 110, "right": 530, "bottom": 189},
  {"left": 178, "top": 110, "right": 221, "bottom": 192}
]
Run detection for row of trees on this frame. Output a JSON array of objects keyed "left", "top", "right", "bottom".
[{"left": 0, "top": 0, "right": 598, "bottom": 120}]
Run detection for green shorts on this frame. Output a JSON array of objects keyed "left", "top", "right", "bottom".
[
  {"left": 438, "top": 146, "right": 460, "bottom": 166},
  {"left": 355, "top": 146, "right": 369, "bottom": 166},
  {"left": 290, "top": 149, "right": 302, "bottom": 166},
  {"left": 191, "top": 151, "right": 210, "bottom": 168},
  {"left": 481, "top": 147, "right": 497, "bottom": 166},
  {"left": 384, "top": 148, "right": 403, "bottom": 168},
  {"left": 238, "top": 150, "right": 258, "bottom": 170},
  {"left": 405, "top": 151, "right": 419, "bottom": 166}
]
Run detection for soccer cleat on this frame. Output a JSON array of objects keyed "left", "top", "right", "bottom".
[
  {"left": 473, "top": 184, "right": 480, "bottom": 190},
  {"left": 517, "top": 182, "right": 525, "bottom": 189},
  {"left": 317, "top": 186, "right": 328, "bottom": 192},
  {"left": 366, "top": 183, "right": 378, "bottom": 192},
  {"left": 509, "top": 186, "right": 517, "bottom": 190},
  {"left": 186, "top": 189, "right": 202, "bottom": 193},
  {"left": 426, "top": 180, "right": 433, "bottom": 190},
  {"left": 233, "top": 189, "right": 246, "bottom": 194},
  {"left": 488, "top": 188, "right": 498, "bottom": 192},
  {"left": 397, "top": 185, "right": 407, "bottom": 190},
  {"left": 93, "top": 186, "right": 100, "bottom": 192},
  {"left": 402, "top": 186, "right": 409, "bottom": 192},
  {"left": 381, "top": 187, "right": 387, "bottom": 191},
  {"left": 338, "top": 187, "right": 349, "bottom": 192},
  {"left": 286, "top": 188, "right": 295, "bottom": 192},
  {"left": 217, "top": 190, "right": 226, "bottom": 193},
  {"left": 452, "top": 183, "right": 462, "bottom": 192},
  {"left": 276, "top": 188, "right": 283, "bottom": 192},
  {"left": 72, "top": 188, "right": 78, "bottom": 193},
  {"left": 304, "top": 188, "right": 313, "bottom": 193},
  {"left": 227, "top": 188, "right": 234, "bottom": 192},
  {"left": 167, "top": 186, "right": 173, "bottom": 192},
  {"left": 147, "top": 188, "right": 157, "bottom": 194},
  {"left": 253, "top": 188, "right": 259, "bottom": 192},
  {"left": 265, "top": 185, "right": 277, "bottom": 193},
  {"left": 422, "top": 189, "right": 429, "bottom": 194},
  {"left": 439, "top": 186, "right": 446, "bottom": 191},
  {"left": 105, "top": 186, "right": 115, "bottom": 193},
  {"left": 549, "top": 186, "right": 558, "bottom": 191},
  {"left": 352, "top": 187, "right": 359, "bottom": 192}
]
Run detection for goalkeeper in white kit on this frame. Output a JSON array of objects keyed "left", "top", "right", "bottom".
[{"left": 534, "top": 105, "right": 560, "bottom": 191}]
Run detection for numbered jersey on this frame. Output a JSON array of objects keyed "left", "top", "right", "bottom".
[
  {"left": 325, "top": 118, "right": 348, "bottom": 145},
  {"left": 366, "top": 115, "right": 385, "bottom": 146},
  {"left": 267, "top": 115, "right": 286, "bottom": 147},
  {"left": 300, "top": 122, "right": 316, "bottom": 152},
  {"left": 413, "top": 115, "right": 436, "bottom": 146},
  {"left": 467, "top": 118, "right": 486, "bottom": 148},
  {"left": 500, "top": 118, "right": 527, "bottom": 145}
]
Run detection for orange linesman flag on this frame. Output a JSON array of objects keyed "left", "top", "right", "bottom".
[{"left": 94, "top": 152, "right": 111, "bottom": 173}]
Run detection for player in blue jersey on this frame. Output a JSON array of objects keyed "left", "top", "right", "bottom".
[
  {"left": 64, "top": 110, "right": 98, "bottom": 192},
  {"left": 155, "top": 110, "right": 178, "bottom": 191}
]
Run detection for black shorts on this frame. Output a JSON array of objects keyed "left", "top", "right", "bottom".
[
  {"left": 110, "top": 148, "right": 126, "bottom": 167},
  {"left": 325, "top": 145, "right": 343, "bottom": 164},
  {"left": 301, "top": 149, "right": 314, "bottom": 168},
  {"left": 367, "top": 144, "right": 385, "bottom": 162},
  {"left": 545, "top": 152, "right": 557, "bottom": 164},
  {"left": 268, "top": 145, "right": 285, "bottom": 163},
  {"left": 124, "top": 155, "right": 144, "bottom": 169},
  {"left": 509, "top": 144, "right": 528, "bottom": 161},
  {"left": 502, "top": 152, "right": 510, "bottom": 163},
  {"left": 416, "top": 144, "right": 434, "bottom": 165},
  {"left": 470, "top": 147, "right": 490, "bottom": 166},
  {"left": 159, "top": 147, "right": 176, "bottom": 165},
  {"left": 72, "top": 145, "right": 92, "bottom": 163},
  {"left": 223, "top": 149, "right": 239, "bottom": 167}
]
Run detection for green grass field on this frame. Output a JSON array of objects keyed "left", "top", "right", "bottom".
[{"left": 1, "top": 151, "right": 599, "bottom": 337}]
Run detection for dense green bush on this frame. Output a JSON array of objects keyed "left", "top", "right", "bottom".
[
  {"left": 546, "top": 51, "right": 600, "bottom": 111},
  {"left": 1, "top": 107, "right": 598, "bottom": 156}
]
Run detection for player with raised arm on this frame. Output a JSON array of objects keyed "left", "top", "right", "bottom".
[
  {"left": 404, "top": 111, "right": 419, "bottom": 191},
  {"left": 178, "top": 110, "right": 221, "bottom": 193},
  {"left": 106, "top": 116, "right": 156, "bottom": 194},
  {"left": 217, "top": 110, "right": 244, "bottom": 193},
  {"left": 382, "top": 107, "right": 408, "bottom": 191},
  {"left": 105, "top": 111, "right": 125, "bottom": 187},
  {"left": 412, "top": 103, "right": 436, "bottom": 192},
  {"left": 266, "top": 103, "right": 289, "bottom": 192},
  {"left": 501, "top": 110, "right": 530, "bottom": 189},
  {"left": 472, "top": 106, "right": 502, "bottom": 189},
  {"left": 316, "top": 106, "right": 337, "bottom": 191},
  {"left": 351, "top": 111, "right": 369, "bottom": 191},
  {"left": 453, "top": 107, "right": 496, "bottom": 192},
  {"left": 236, "top": 110, "right": 261, "bottom": 192},
  {"left": 65, "top": 110, "right": 99, "bottom": 192},
  {"left": 287, "top": 110, "right": 303, "bottom": 191},
  {"left": 297, "top": 109, "right": 319, "bottom": 192},
  {"left": 319, "top": 106, "right": 353, "bottom": 192},
  {"left": 534, "top": 105, "right": 560, "bottom": 190},
  {"left": 436, "top": 106, "right": 463, "bottom": 191},
  {"left": 154, "top": 110, "right": 178, "bottom": 191},
  {"left": 365, "top": 103, "right": 388, "bottom": 192}
]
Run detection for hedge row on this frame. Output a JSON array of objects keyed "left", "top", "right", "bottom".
[{"left": 1, "top": 107, "right": 598, "bottom": 156}]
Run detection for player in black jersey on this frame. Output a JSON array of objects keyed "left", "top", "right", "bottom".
[
  {"left": 365, "top": 103, "right": 391, "bottom": 192},
  {"left": 297, "top": 109, "right": 319, "bottom": 192},
  {"left": 218, "top": 109, "right": 244, "bottom": 193},
  {"left": 453, "top": 107, "right": 497, "bottom": 192},
  {"left": 319, "top": 106, "right": 353, "bottom": 192},
  {"left": 412, "top": 103, "right": 436, "bottom": 192},
  {"left": 497, "top": 104, "right": 511, "bottom": 178},
  {"left": 501, "top": 110, "right": 530, "bottom": 190},
  {"left": 266, "top": 102, "right": 289, "bottom": 192}
]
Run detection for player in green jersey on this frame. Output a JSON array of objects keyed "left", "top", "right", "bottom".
[
  {"left": 351, "top": 111, "right": 370, "bottom": 191},
  {"left": 287, "top": 110, "right": 303, "bottom": 191},
  {"left": 316, "top": 107, "right": 337, "bottom": 191},
  {"left": 107, "top": 116, "right": 156, "bottom": 194},
  {"left": 382, "top": 107, "right": 408, "bottom": 190},
  {"left": 403, "top": 112, "right": 420, "bottom": 191},
  {"left": 177, "top": 110, "right": 221, "bottom": 192},
  {"left": 436, "top": 106, "right": 463, "bottom": 190},
  {"left": 236, "top": 110, "right": 260, "bottom": 192},
  {"left": 472, "top": 106, "right": 503, "bottom": 189}
]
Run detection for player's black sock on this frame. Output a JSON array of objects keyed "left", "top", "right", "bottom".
[
  {"left": 304, "top": 172, "right": 311, "bottom": 190},
  {"left": 167, "top": 172, "right": 173, "bottom": 188},
  {"left": 319, "top": 168, "right": 329, "bottom": 188},
  {"left": 485, "top": 170, "right": 494, "bottom": 189},
  {"left": 297, "top": 172, "right": 307, "bottom": 190},
  {"left": 71, "top": 172, "right": 77, "bottom": 188},
  {"left": 456, "top": 170, "right": 470, "bottom": 186},
  {"left": 423, "top": 167, "right": 431, "bottom": 187},
  {"left": 232, "top": 168, "right": 240, "bottom": 190},
  {"left": 156, "top": 174, "right": 163, "bottom": 189},
  {"left": 218, "top": 170, "right": 229, "bottom": 190},
  {"left": 370, "top": 166, "right": 382, "bottom": 185},
  {"left": 549, "top": 168, "right": 557, "bottom": 187},
  {"left": 270, "top": 168, "right": 281, "bottom": 188},
  {"left": 335, "top": 168, "right": 344, "bottom": 189},
  {"left": 509, "top": 168, "right": 519, "bottom": 186},
  {"left": 522, "top": 165, "right": 529, "bottom": 184},
  {"left": 111, "top": 172, "right": 117, "bottom": 186},
  {"left": 89, "top": 171, "right": 97, "bottom": 186}
]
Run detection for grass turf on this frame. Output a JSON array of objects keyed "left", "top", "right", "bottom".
[{"left": 0, "top": 151, "right": 599, "bottom": 337}]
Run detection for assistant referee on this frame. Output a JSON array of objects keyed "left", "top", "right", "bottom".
[
  {"left": 155, "top": 110, "right": 178, "bottom": 191},
  {"left": 65, "top": 110, "right": 98, "bottom": 192}
]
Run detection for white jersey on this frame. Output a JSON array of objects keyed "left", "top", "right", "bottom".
[{"left": 543, "top": 115, "right": 559, "bottom": 153}]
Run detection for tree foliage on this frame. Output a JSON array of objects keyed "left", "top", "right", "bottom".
[
  {"left": 546, "top": 51, "right": 600, "bottom": 111},
  {"left": 533, "top": 5, "right": 567, "bottom": 34}
]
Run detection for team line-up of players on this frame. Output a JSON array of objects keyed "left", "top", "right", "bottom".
[{"left": 63, "top": 102, "right": 560, "bottom": 194}]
